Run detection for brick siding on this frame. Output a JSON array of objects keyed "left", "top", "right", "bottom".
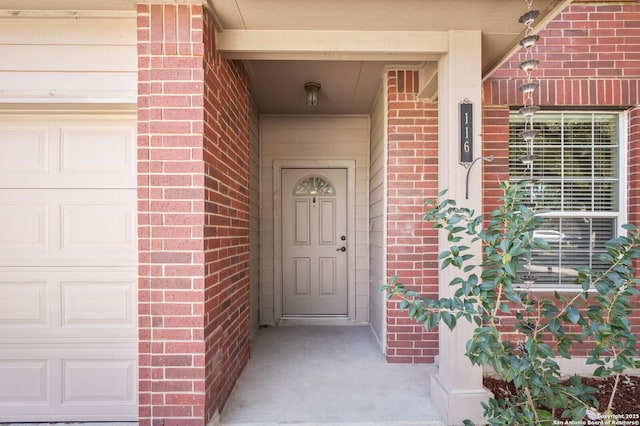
[
  {"left": 385, "top": 70, "right": 440, "bottom": 363},
  {"left": 483, "top": 2, "right": 640, "bottom": 355},
  {"left": 138, "top": 4, "right": 250, "bottom": 425},
  {"left": 202, "top": 9, "right": 251, "bottom": 423}
]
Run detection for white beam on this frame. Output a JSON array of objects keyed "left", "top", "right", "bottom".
[{"left": 216, "top": 30, "right": 448, "bottom": 61}]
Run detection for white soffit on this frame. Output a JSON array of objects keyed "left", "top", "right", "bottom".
[
  {"left": 209, "top": 0, "right": 568, "bottom": 114},
  {"left": 210, "top": 0, "right": 563, "bottom": 70}
]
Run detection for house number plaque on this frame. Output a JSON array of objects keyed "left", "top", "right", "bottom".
[{"left": 459, "top": 100, "right": 473, "bottom": 165}]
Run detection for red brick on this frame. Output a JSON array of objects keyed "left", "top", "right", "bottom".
[{"left": 483, "top": 2, "right": 640, "bottom": 363}]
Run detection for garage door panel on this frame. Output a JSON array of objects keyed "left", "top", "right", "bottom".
[
  {"left": 0, "top": 346, "right": 138, "bottom": 421},
  {"left": 0, "top": 204, "right": 48, "bottom": 254},
  {"left": 0, "top": 359, "right": 49, "bottom": 404},
  {"left": 0, "top": 269, "right": 137, "bottom": 339},
  {"left": 0, "top": 280, "right": 48, "bottom": 327},
  {"left": 0, "top": 190, "right": 136, "bottom": 266},
  {"left": 0, "top": 118, "right": 135, "bottom": 188},
  {"left": 60, "top": 126, "right": 134, "bottom": 175},
  {"left": 63, "top": 359, "right": 135, "bottom": 403},
  {"left": 0, "top": 126, "right": 48, "bottom": 174},
  {"left": 61, "top": 204, "right": 135, "bottom": 259},
  {"left": 61, "top": 280, "right": 134, "bottom": 328}
]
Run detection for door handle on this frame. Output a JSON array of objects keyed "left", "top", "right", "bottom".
[{"left": 336, "top": 246, "right": 346, "bottom": 252}]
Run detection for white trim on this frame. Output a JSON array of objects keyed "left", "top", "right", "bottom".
[
  {"left": 273, "top": 160, "right": 357, "bottom": 322},
  {"left": 381, "top": 74, "right": 389, "bottom": 355},
  {"left": 279, "top": 317, "right": 368, "bottom": 327},
  {"left": 0, "top": 10, "right": 137, "bottom": 18},
  {"left": 0, "top": 103, "right": 137, "bottom": 114},
  {"left": 536, "top": 211, "right": 622, "bottom": 218},
  {"left": 217, "top": 29, "right": 447, "bottom": 61},
  {"left": 0, "top": 92, "right": 138, "bottom": 104},
  {"left": 620, "top": 109, "right": 629, "bottom": 237}
]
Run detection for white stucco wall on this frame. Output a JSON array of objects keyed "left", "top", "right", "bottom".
[{"left": 259, "top": 115, "right": 370, "bottom": 324}]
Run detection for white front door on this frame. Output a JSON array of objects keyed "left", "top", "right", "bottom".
[{"left": 282, "top": 169, "right": 348, "bottom": 316}]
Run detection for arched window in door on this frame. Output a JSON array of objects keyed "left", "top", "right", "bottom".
[{"left": 293, "top": 175, "right": 336, "bottom": 196}]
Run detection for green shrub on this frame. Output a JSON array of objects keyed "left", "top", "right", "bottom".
[{"left": 383, "top": 181, "right": 640, "bottom": 425}]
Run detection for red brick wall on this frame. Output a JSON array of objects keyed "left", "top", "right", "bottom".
[
  {"left": 483, "top": 2, "right": 640, "bottom": 355},
  {"left": 138, "top": 4, "right": 250, "bottom": 425},
  {"left": 138, "top": 4, "right": 207, "bottom": 425},
  {"left": 385, "top": 70, "right": 440, "bottom": 363},
  {"left": 202, "top": 10, "right": 251, "bottom": 423},
  {"left": 482, "top": 106, "right": 511, "bottom": 218},
  {"left": 484, "top": 1, "right": 640, "bottom": 231},
  {"left": 487, "top": 3, "right": 640, "bottom": 107}
]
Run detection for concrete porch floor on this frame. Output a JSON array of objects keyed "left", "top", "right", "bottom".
[{"left": 221, "top": 325, "right": 446, "bottom": 426}]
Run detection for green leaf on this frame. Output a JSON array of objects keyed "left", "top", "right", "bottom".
[
  {"left": 438, "top": 251, "right": 451, "bottom": 259},
  {"left": 449, "top": 214, "right": 464, "bottom": 225},
  {"left": 442, "top": 312, "right": 456, "bottom": 330},
  {"left": 425, "top": 312, "right": 440, "bottom": 330},
  {"left": 548, "top": 318, "right": 561, "bottom": 333},
  {"left": 538, "top": 343, "right": 555, "bottom": 358},
  {"left": 537, "top": 409, "right": 556, "bottom": 422},
  {"left": 566, "top": 306, "right": 580, "bottom": 324}
]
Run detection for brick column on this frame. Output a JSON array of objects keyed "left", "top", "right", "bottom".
[
  {"left": 385, "top": 70, "right": 440, "bottom": 364},
  {"left": 138, "top": 4, "right": 251, "bottom": 425},
  {"left": 138, "top": 4, "right": 207, "bottom": 425}
]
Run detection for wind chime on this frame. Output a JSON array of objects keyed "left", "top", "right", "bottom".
[{"left": 518, "top": 0, "right": 541, "bottom": 288}]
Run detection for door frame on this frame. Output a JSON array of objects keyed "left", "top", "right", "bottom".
[{"left": 273, "top": 159, "right": 357, "bottom": 321}]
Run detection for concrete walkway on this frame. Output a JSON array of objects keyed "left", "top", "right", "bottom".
[{"left": 221, "top": 325, "right": 445, "bottom": 426}]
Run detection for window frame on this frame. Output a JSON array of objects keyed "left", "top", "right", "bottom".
[{"left": 507, "top": 109, "right": 629, "bottom": 289}]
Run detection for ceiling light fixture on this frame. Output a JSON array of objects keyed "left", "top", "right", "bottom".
[{"left": 304, "top": 82, "right": 321, "bottom": 106}]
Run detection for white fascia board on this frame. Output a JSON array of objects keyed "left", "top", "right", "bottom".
[{"left": 217, "top": 30, "right": 448, "bottom": 61}]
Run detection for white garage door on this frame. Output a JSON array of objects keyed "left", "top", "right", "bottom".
[{"left": 0, "top": 113, "right": 138, "bottom": 421}]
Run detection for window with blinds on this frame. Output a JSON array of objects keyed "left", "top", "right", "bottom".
[{"left": 509, "top": 112, "right": 623, "bottom": 286}]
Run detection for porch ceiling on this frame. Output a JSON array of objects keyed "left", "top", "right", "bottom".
[{"left": 208, "top": 0, "right": 569, "bottom": 115}]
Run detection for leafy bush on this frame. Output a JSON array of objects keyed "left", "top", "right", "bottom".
[{"left": 383, "top": 181, "right": 640, "bottom": 425}]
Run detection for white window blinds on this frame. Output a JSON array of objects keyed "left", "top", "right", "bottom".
[{"left": 509, "top": 112, "right": 623, "bottom": 286}]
